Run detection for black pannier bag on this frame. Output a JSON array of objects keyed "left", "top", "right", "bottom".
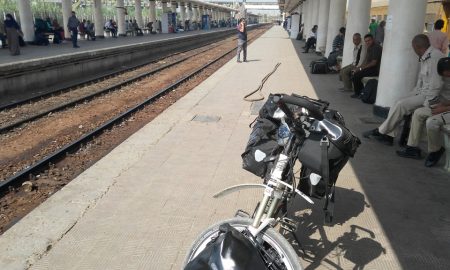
[
  {"left": 241, "top": 95, "right": 281, "bottom": 177},
  {"left": 298, "top": 110, "right": 360, "bottom": 199},
  {"left": 241, "top": 118, "right": 279, "bottom": 177}
]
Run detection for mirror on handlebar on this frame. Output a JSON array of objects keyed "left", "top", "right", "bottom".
[{"left": 310, "top": 119, "right": 343, "bottom": 140}]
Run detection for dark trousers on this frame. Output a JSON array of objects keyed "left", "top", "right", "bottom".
[
  {"left": 70, "top": 28, "right": 78, "bottom": 47},
  {"left": 237, "top": 39, "right": 247, "bottom": 61},
  {"left": 304, "top": 37, "right": 316, "bottom": 52},
  {"left": 352, "top": 67, "right": 379, "bottom": 95}
]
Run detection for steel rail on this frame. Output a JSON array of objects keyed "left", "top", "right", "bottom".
[
  {"left": 0, "top": 41, "right": 225, "bottom": 134},
  {"left": 0, "top": 36, "right": 233, "bottom": 112},
  {"left": 0, "top": 32, "right": 252, "bottom": 193}
]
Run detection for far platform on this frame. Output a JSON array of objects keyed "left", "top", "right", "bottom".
[{"left": 0, "top": 27, "right": 232, "bottom": 67}]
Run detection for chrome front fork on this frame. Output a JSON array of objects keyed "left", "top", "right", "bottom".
[{"left": 252, "top": 153, "right": 289, "bottom": 228}]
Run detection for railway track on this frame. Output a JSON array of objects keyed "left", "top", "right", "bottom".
[
  {"left": 0, "top": 25, "right": 270, "bottom": 195},
  {"left": 0, "top": 40, "right": 226, "bottom": 133},
  {"left": 0, "top": 28, "right": 242, "bottom": 111}
]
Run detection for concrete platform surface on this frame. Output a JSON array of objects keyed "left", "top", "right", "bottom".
[
  {"left": 0, "top": 27, "right": 229, "bottom": 67},
  {"left": 0, "top": 25, "right": 449, "bottom": 270}
]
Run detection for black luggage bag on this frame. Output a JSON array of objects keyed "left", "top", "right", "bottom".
[
  {"left": 310, "top": 58, "right": 329, "bottom": 74},
  {"left": 360, "top": 79, "right": 378, "bottom": 104}
]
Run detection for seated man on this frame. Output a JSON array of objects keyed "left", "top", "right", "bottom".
[
  {"left": 132, "top": 20, "right": 143, "bottom": 36},
  {"left": 303, "top": 25, "right": 317, "bottom": 53},
  {"left": 425, "top": 100, "right": 450, "bottom": 166},
  {"left": 147, "top": 21, "right": 154, "bottom": 33},
  {"left": 363, "top": 34, "right": 445, "bottom": 145},
  {"left": 125, "top": 20, "right": 132, "bottom": 35},
  {"left": 105, "top": 19, "right": 117, "bottom": 38},
  {"left": 78, "top": 19, "right": 86, "bottom": 39},
  {"left": 340, "top": 33, "right": 366, "bottom": 91},
  {"left": 85, "top": 20, "right": 95, "bottom": 40},
  {"left": 397, "top": 57, "right": 450, "bottom": 166},
  {"left": 351, "top": 34, "right": 382, "bottom": 98},
  {"left": 328, "top": 27, "right": 346, "bottom": 70}
]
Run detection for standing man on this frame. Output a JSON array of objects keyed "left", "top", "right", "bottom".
[
  {"left": 340, "top": 33, "right": 366, "bottom": 91},
  {"left": 351, "top": 34, "right": 382, "bottom": 98},
  {"left": 68, "top": 11, "right": 80, "bottom": 48},
  {"left": 236, "top": 18, "right": 247, "bottom": 63},
  {"left": 369, "top": 18, "right": 378, "bottom": 36},
  {"left": 427, "top": 19, "right": 448, "bottom": 55},
  {"left": 375, "top": 21, "right": 385, "bottom": 46},
  {"left": 363, "top": 34, "right": 445, "bottom": 145},
  {"left": 396, "top": 57, "right": 450, "bottom": 165}
]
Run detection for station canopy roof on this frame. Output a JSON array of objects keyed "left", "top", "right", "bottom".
[{"left": 278, "top": 0, "right": 389, "bottom": 14}]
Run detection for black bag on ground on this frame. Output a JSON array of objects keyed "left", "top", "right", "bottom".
[
  {"left": 310, "top": 58, "right": 329, "bottom": 74},
  {"left": 360, "top": 79, "right": 378, "bottom": 104},
  {"left": 184, "top": 223, "right": 268, "bottom": 270}
]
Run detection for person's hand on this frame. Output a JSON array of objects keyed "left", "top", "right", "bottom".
[{"left": 431, "top": 103, "right": 447, "bottom": 115}]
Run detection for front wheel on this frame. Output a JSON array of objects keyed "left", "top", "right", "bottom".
[{"left": 184, "top": 217, "right": 303, "bottom": 270}]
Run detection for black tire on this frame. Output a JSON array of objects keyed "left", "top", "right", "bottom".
[{"left": 183, "top": 217, "right": 303, "bottom": 270}]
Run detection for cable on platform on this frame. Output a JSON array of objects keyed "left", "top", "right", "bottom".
[{"left": 243, "top": 62, "right": 281, "bottom": 102}]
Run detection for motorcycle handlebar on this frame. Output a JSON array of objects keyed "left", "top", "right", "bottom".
[{"left": 273, "top": 94, "right": 325, "bottom": 121}]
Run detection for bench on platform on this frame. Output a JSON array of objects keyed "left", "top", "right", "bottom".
[{"left": 443, "top": 125, "right": 450, "bottom": 172}]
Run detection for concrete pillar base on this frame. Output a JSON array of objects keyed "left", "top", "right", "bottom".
[{"left": 95, "top": 35, "right": 105, "bottom": 38}]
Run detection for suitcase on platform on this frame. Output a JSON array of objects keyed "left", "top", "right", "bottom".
[{"left": 310, "top": 59, "right": 329, "bottom": 74}]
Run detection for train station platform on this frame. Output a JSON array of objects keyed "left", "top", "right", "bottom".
[
  {"left": 0, "top": 28, "right": 228, "bottom": 66},
  {"left": 1, "top": 25, "right": 449, "bottom": 270}
]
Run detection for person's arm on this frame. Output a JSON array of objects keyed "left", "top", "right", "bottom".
[
  {"left": 426, "top": 56, "right": 445, "bottom": 98},
  {"left": 356, "top": 45, "right": 367, "bottom": 68}
]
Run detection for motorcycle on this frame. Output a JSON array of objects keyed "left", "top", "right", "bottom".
[{"left": 184, "top": 93, "right": 360, "bottom": 270}]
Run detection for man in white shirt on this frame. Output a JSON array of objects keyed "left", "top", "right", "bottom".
[
  {"left": 340, "top": 33, "right": 367, "bottom": 91},
  {"left": 363, "top": 34, "right": 445, "bottom": 145},
  {"left": 303, "top": 25, "right": 317, "bottom": 53}
]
